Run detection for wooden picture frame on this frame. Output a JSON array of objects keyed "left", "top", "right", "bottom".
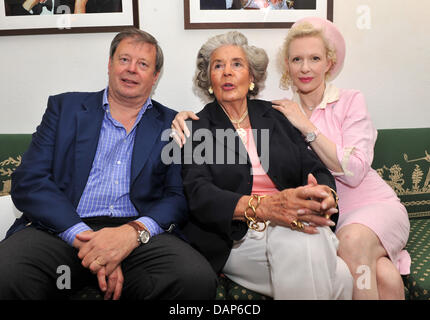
[
  {"left": 184, "top": 0, "right": 333, "bottom": 29},
  {"left": 0, "top": 0, "right": 139, "bottom": 36}
]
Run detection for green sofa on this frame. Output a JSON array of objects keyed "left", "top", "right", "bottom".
[{"left": 1, "top": 128, "right": 429, "bottom": 300}]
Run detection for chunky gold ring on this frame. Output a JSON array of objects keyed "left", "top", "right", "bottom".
[
  {"left": 290, "top": 219, "right": 305, "bottom": 231},
  {"left": 290, "top": 219, "right": 298, "bottom": 230}
]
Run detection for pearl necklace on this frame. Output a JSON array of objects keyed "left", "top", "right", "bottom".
[{"left": 220, "top": 105, "right": 249, "bottom": 144}]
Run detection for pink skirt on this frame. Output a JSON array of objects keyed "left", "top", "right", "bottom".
[{"left": 336, "top": 201, "right": 411, "bottom": 275}]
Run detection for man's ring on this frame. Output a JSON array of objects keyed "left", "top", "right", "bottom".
[
  {"left": 169, "top": 130, "right": 178, "bottom": 138},
  {"left": 95, "top": 258, "right": 106, "bottom": 266}
]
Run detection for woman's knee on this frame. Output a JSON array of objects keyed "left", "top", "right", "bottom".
[{"left": 337, "top": 224, "right": 385, "bottom": 263}]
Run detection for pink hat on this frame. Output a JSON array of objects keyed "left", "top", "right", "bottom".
[{"left": 292, "top": 17, "right": 346, "bottom": 80}]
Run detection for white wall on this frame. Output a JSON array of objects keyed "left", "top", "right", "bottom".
[{"left": 0, "top": 0, "right": 429, "bottom": 134}]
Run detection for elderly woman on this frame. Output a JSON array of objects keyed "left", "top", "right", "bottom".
[
  {"left": 271, "top": 17, "right": 410, "bottom": 300},
  {"left": 174, "top": 19, "right": 410, "bottom": 300},
  {"left": 177, "top": 31, "right": 352, "bottom": 299}
]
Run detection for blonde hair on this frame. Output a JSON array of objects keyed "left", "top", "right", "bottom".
[{"left": 279, "top": 22, "right": 337, "bottom": 90}]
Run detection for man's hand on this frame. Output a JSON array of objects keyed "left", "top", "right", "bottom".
[
  {"left": 72, "top": 229, "right": 94, "bottom": 250},
  {"left": 74, "top": 225, "right": 138, "bottom": 298},
  {"left": 76, "top": 224, "right": 139, "bottom": 277},
  {"left": 96, "top": 264, "right": 124, "bottom": 300}
]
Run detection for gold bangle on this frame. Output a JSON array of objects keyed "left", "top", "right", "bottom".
[
  {"left": 328, "top": 187, "right": 339, "bottom": 207},
  {"left": 244, "top": 195, "right": 267, "bottom": 232},
  {"left": 325, "top": 187, "right": 339, "bottom": 219}
]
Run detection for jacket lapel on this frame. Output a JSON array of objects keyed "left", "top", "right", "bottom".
[
  {"left": 247, "top": 99, "right": 274, "bottom": 159},
  {"left": 73, "top": 91, "right": 105, "bottom": 205},
  {"left": 130, "top": 106, "right": 162, "bottom": 185}
]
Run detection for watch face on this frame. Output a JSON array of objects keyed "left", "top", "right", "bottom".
[
  {"left": 306, "top": 132, "right": 316, "bottom": 142},
  {"left": 139, "top": 230, "right": 150, "bottom": 244}
]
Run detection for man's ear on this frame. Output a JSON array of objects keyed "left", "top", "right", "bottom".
[
  {"left": 153, "top": 71, "right": 160, "bottom": 85},
  {"left": 108, "top": 58, "right": 112, "bottom": 74}
]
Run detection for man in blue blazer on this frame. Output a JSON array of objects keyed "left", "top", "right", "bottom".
[{"left": 0, "top": 28, "right": 216, "bottom": 300}]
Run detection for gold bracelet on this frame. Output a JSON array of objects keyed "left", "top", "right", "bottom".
[
  {"left": 328, "top": 187, "right": 339, "bottom": 207},
  {"left": 244, "top": 195, "right": 267, "bottom": 232},
  {"left": 325, "top": 188, "right": 339, "bottom": 219}
]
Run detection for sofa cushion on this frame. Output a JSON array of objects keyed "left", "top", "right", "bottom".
[
  {"left": 372, "top": 128, "right": 430, "bottom": 219},
  {"left": 216, "top": 274, "right": 271, "bottom": 300},
  {"left": 403, "top": 218, "right": 430, "bottom": 300},
  {"left": 0, "top": 134, "right": 32, "bottom": 197},
  {"left": 0, "top": 195, "right": 22, "bottom": 240}
]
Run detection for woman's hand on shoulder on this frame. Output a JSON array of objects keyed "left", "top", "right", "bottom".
[
  {"left": 171, "top": 111, "right": 199, "bottom": 147},
  {"left": 272, "top": 99, "right": 312, "bottom": 133}
]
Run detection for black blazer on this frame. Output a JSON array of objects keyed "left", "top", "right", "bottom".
[{"left": 181, "top": 99, "right": 336, "bottom": 273}]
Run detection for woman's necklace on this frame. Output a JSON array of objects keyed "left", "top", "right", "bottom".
[{"left": 220, "top": 105, "right": 249, "bottom": 144}]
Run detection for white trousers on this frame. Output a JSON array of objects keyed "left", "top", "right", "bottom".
[{"left": 223, "top": 223, "right": 353, "bottom": 300}]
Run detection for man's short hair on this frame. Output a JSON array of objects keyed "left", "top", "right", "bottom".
[{"left": 109, "top": 28, "right": 164, "bottom": 74}]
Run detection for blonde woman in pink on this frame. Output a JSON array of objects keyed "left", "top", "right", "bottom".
[
  {"left": 171, "top": 18, "right": 410, "bottom": 299},
  {"left": 272, "top": 17, "right": 410, "bottom": 300}
]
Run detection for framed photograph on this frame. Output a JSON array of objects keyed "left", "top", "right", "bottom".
[
  {"left": 0, "top": 0, "right": 139, "bottom": 36},
  {"left": 184, "top": 0, "right": 333, "bottom": 29}
]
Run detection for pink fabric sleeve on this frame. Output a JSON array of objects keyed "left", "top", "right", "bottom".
[{"left": 334, "top": 91, "right": 378, "bottom": 187}]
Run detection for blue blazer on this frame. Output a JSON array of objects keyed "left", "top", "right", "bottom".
[{"left": 8, "top": 90, "right": 187, "bottom": 238}]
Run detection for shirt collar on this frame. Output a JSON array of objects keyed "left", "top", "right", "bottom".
[
  {"left": 102, "top": 87, "right": 153, "bottom": 115},
  {"left": 292, "top": 83, "right": 340, "bottom": 111}
]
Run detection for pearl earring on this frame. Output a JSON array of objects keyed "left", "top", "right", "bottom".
[
  {"left": 208, "top": 86, "right": 214, "bottom": 95},
  {"left": 249, "top": 82, "right": 255, "bottom": 91}
]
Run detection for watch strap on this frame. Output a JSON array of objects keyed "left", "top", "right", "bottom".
[
  {"left": 127, "top": 221, "right": 150, "bottom": 244},
  {"left": 127, "top": 221, "right": 145, "bottom": 232}
]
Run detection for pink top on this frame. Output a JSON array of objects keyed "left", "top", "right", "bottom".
[
  {"left": 243, "top": 129, "right": 279, "bottom": 196},
  {"left": 293, "top": 84, "right": 404, "bottom": 214}
]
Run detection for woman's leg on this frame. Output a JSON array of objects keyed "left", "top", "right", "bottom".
[
  {"left": 376, "top": 256, "right": 405, "bottom": 300},
  {"left": 267, "top": 224, "right": 353, "bottom": 300},
  {"left": 223, "top": 228, "right": 274, "bottom": 298},
  {"left": 336, "top": 223, "right": 402, "bottom": 300}
]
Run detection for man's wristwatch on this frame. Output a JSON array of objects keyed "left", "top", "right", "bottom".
[
  {"left": 127, "top": 221, "right": 150, "bottom": 245},
  {"left": 305, "top": 129, "right": 320, "bottom": 143}
]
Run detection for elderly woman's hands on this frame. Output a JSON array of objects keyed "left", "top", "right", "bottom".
[
  {"left": 251, "top": 175, "right": 338, "bottom": 234},
  {"left": 171, "top": 111, "right": 199, "bottom": 147}
]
